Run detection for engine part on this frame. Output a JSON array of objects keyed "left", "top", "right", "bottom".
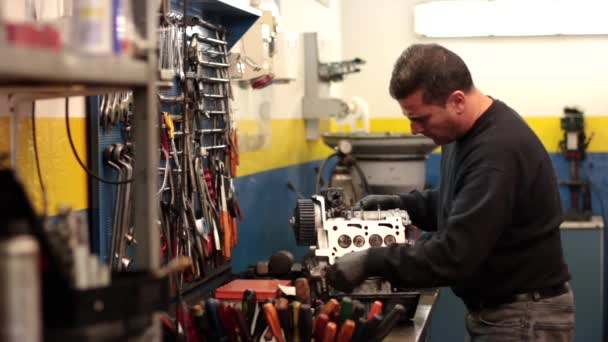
[
  {"left": 269, "top": 250, "right": 294, "bottom": 276},
  {"left": 291, "top": 188, "right": 411, "bottom": 265}
]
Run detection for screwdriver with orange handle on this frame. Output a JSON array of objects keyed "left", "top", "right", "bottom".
[
  {"left": 263, "top": 302, "right": 285, "bottom": 342},
  {"left": 367, "top": 300, "right": 383, "bottom": 320},
  {"left": 337, "top": 319, "right": 356, "bottom": 342},
  {"left": 320, "top": 298, "right": 340, "bottom": 316},
  {"left": 322, "top": 322, "right": 337, "bottom": 342},
  {"left": 218, "top": 163, "right": 232, "bottom": 258}
]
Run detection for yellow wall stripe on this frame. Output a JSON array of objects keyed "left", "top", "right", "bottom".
[
  {"left": 2, "top": 113, "right": 605, "bottom": 211},
  {"left": 0, "top": 117, "right": 89, "bottom": 215},
  {"left": 237, "top": 115, "right": 608, "bottom": 177},
  {"left": 237, "top": 118, "right": 334, "bottom": 176},
  {"left": 363, "top": 116, "right": 608, "bottom": 153}
]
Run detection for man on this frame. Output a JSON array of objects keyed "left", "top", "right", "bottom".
[{"left": 326, "top": 44, "right": 575, "bottom": 341}]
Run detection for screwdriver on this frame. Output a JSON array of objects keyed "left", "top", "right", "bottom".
[
  {"left": 253, "top": 301, "right": 270, "bottom": 342},
  {"left": 241, "top": 288, "right": 257, "bottom": 328},
  {"left": 205, "top": 298, "right": 227, "bottom": 342},
  {"left": 234, "top": 306, "right": 252, "bottom": 342},
  {"left": 320, "top": 298, "right": 340, "bottom": 316},
  {"left": 350, "top": 300, "right": 366, "bottom": 322},
  {"left": 352, "top": 317, "right": 366, "bottom": 342},
  {"left": 299, "top": 304, "right": 313, "bottom": 342},
  {"left": 263, "top": 302, "right": 286, "bottom": 342},
  {"left": 367, "top": 300, "right": 383, "bottom": 320},
  {"left": 371, "top": 304, "right": 406, "bottom": 342},
  {"left": 337, "top": 319, "right": 356, "bottom": 342},
  {"left": 313, "top": 313, "right": 329, "bottom": 342},
  {"left": 277, "top": 299, "right": 293, "bottom": 342},
  {"left": 295, "top": 277, "right": 311, "bottom": 305},
  {"left": 219, "top": 303, "right": 238, "bottom": 342},
  {"left": 359, "top": 314, "right": 383, "bottom": 342},
  {"left": 290, "top": 301, "right": 301, "bottom": 342},
  {"left": 339, "top": 297, "right": 353, "bottom": 324},
  {"left": 322, "top": 321, "right": 337, "bottom": 342}
]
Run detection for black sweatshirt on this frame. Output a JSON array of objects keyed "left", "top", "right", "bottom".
[{"left": 366, "top": 99, "right": 571, "bottom": 301}]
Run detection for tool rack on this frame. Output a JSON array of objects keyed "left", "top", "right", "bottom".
[{"left": 88, "top": 0, "right": 261, "bottom": 303}]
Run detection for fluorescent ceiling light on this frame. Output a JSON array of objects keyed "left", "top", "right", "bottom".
[{"left": 414, "top": 0, "right": 608, "bottom": 37}]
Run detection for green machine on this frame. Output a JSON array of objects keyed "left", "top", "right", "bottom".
[{"left": 559, "top": 107, "right": 593, "bottom": 221}]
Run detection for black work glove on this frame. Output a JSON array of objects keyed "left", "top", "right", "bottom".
[
  {"left": 326, "top": 250, "right": 370, "bottom": 293},
  {"left": 355, "top": 194, "right": 402, "bottom": 210}
]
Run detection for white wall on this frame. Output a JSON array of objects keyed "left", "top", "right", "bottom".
[
  {"left": 231, "top": 0, "right": 343, "bottom": 121},
  {"left": 341, "top": 0, "right": 608, "bottom": 117}
]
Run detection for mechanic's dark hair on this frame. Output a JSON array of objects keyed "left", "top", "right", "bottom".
[{"left": 389, "top": 44, "right": 473, "bottom": 105}]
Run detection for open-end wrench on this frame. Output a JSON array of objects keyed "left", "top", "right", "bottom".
[
  {"left": 113, "top": 144, "right": 133, "bottom": 270},
  {"left": 103, "top": 144, "right": 124, "bottom": 268}
]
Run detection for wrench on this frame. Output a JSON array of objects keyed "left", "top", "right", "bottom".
[
  {"left": 113, "top": 144, "right": 132, "bottom": 271},
  {"left": 103, "top": 144, "right": 123, "bottom": 268}
]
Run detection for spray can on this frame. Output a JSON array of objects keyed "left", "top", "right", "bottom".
[
  {"left": 71, "top": 0, "right": 113, "bottom": 55},
  {"left": 0, "top": 221, "right": 41, "bottom": 342}
]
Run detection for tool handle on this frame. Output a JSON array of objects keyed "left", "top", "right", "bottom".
[
  {"left": 234, "top": 307, "right": 253, "bottom": 342},
  {"left": 367, "top": 300, "right": 383, "bottom": 320},
  {"left": 295, "top": 277, "right": 311, "bottom": 305},
  {"left": 322, "top": 322, "right": 337, "bottom": 342},
  {"left": 277, "top": 301, "right": 293, "bottom": 342},
  {"left": 205, "top": 298, "right": 226, "bottom": 341},
  {"left": 371, "top": 304, "right": 406, "bottom": 342},
  {"left": 350, "top": 301, "right": 366, "bottom": 322},
  {"left": 339, "top": 297, "right": 353, "bottom": 324},
  {"left": 252, "top": 302, "right": 268, "bottom": 342},
  {"left": 313, "top": 313, "right": 329, "bottom": 342},
  {"left": 299, "top": 304, "right": 313, "bottom": 342},
  {"left": 320, "top": 298, "right": 340, "bottom": 316},
  {"left": 352, "top": 317, "right": 366, "bottom": 342},
  {"left": 359, "top": 314, "right": 383, "bottom": 342},
  {"left": 337, "top": 319, "right": 356, "bottom": 342},
  {"left": 242, "top": 288, "right": 257, "bottom": 328},
  {"left": 263, "top": 302, "right": 286, "bottom": 342},
  {"left": 290, "top": 301, "right": 301, "bottom": 342}
]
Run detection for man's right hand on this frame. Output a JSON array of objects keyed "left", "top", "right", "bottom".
[{"left": 355, "top": 194, "right": 402, "bottom": 210}]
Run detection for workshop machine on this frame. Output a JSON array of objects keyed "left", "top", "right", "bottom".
[
  {"left": 318, "top": 133, "right": 436, "bottom": 206},
  {"left": 559, "top": 107, "right": 593, "bottom": 221},
  {"left": 291, "top": 188, "right": 420, "bottom": 319}
]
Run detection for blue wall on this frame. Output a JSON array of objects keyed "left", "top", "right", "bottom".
[{"left": 231, "top": 160, "right": 322, "bottom": 272}]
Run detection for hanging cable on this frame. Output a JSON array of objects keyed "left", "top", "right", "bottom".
[
  {"left": 64, "top": 97, "right": 133, "bottom": 184},
  {"left": 31, "top": 101, "right": 48, "bottom": 218},
  {"left": 351, "top": 158, "right": 372, "bottom": 195},
  {"left": 315, "top": 152, "right": 339, "bottom": 194}
]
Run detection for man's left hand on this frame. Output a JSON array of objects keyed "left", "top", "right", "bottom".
[{"left": 326, "top": 250, "right": 370, "bottom": 293}]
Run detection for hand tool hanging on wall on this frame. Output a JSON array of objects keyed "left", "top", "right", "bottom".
[{"left": 151, "top": 11, "right": 244, "bottom": 295}]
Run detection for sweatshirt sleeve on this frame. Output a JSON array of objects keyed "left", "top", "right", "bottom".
[
  {"left": 367, "top": 166, "right": 515, "bottom": 288},
  {"left": 398, "top": 189, "right": 439, "bottom": 232}
]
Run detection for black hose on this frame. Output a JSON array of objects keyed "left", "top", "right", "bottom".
[
  {"left": 65, "top": 97, "right": 133, "bottom": 184},
  {"left": 31, "top": 101, "right": 48, "bottom": 218},
  {"left": 315, "top": 152, "right": 339, "bottom": 194}
]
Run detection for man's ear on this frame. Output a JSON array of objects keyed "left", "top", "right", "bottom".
[{"left": 447, "top": 90, "right": 466, "bottom": 114}]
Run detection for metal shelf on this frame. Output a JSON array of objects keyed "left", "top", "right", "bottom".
[
  {"left": 0, "top": 46, "right": 148, "bottom": 88},
  {"left": 170, "top": 0, "right": 261, "bottom": 49}
]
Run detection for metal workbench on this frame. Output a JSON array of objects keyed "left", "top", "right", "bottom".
[{"left": 384, "top": 289, "right": 440, "bottom": 342}]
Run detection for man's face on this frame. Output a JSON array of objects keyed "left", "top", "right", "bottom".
[{"left": 398, "top": 90, "right": 462, "bottom": 145}]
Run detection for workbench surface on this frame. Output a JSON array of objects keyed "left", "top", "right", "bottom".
[{"left": 384, "top": 289, "right": 439, "bottom": 342}]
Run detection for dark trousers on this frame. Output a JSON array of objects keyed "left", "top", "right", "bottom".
[{"left": 465, "top": 285, "right": 575, "bottom": 342}]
